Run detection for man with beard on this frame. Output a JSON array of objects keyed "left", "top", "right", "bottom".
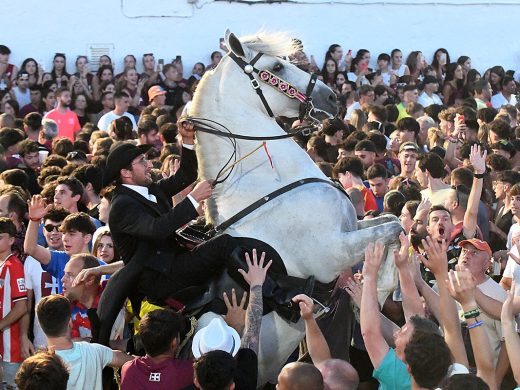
[
  {"left": 422, "top": 145, "right": 486, "bottom": 285},
  {"left": 44, "top": 87, "right": 81, "bottom": 141}
]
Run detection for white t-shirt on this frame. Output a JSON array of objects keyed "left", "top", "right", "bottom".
[
  {"left": 503, "top": 245, "right": 520, "bottom": 328},
  {"left": 490, "top": 92, "right": 517, "bottom": 109},
  {"left": 56, "top": 342, "right": 113, "bottom": 390},
  {"left": 97, "top": 111, "right": 137, "bottom": 131},
  {"left": 507, "top": 223, "right": 520, "bottom": 250},
  {"left": 24, "top": 256, "right": 59, "bottom": 348},
  {"left": 344, "top": 101, "right": 361, "bottom": 121},
  {"left": 418, "top": 91, "right": 443, "bottom": 107},
  {"left": 477, "top": 277, "right": 507, "bottom": 362}
]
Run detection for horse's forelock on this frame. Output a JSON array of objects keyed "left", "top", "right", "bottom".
[{"left": 239, "top": 32, "right": 300, "bottom": 60}]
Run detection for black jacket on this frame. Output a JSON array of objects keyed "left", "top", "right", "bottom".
[{"left": 109, "top": 146, "right": 199, "bottom": 274}]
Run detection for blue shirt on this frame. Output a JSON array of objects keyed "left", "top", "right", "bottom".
[
  {"left": 373, "top": 348, "right": 411, "bottom": 389},
  {"left": 41, "top": 251, "right": 107, "bottom": 293}
]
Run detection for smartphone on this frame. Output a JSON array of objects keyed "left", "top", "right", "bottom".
[
  {"left": 376, "top": 70, "right": 382, "bottom": 76},
  {"left": 175, "top": 55, "right": 182, "bottom": 62},
  {"left": 158, "top": 59, "right": 164, "bottom": 65},
  {"left": 347, "top": 49, "right": 352, "bottom": 56},
  {"left": 440, "top": 53, "right": 447, "bottom": 63},
  {"left": 457, "top": 114, "right": 465, "bottom": 124}
]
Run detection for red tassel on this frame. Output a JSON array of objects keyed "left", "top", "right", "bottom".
[{"left": 263, "top": 141, "right": 274, "bottom": 169}]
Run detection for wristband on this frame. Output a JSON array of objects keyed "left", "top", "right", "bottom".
[
  {"left": 474, "top": 172, "right": 485, "bottom": 179},
  {"left": 467, "top": 320, "right": 483, "bottom": 329},
  {"left": 463, "top": 308, "right": 480, "bottom": 319},
  {"left": 29, "top": 217, "right": 41, "bottom": 222},
  {"left": 449, "top": 138, "right": 458, "bottom": 143}
]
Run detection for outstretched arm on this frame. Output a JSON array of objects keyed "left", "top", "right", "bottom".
[
  {"left": 293, "top": 294, "right": 331, "bottom": 364},
  {"left": 501, "top": 282, "right": 520, "bottom": 385},
  {"left": 361, "top": 242, "right": 389, "bottom": 369},
  {"left": 463, "top": 144, "right": 486, "bottom": 239},
  {"left": 239, "top": 249, "right": 272, "bottom": 355}
]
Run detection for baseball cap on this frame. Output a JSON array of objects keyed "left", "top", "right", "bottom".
[
  {"left": 459, "top": 238, "right": 492, "bottom": 257},
  {"left": 399, "top": 142, "right": 421, "bottom": 154},
  {"left": 148, "top": 85, "right": 166, "bottom": 101}
]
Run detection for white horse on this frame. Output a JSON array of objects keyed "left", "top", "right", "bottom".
[{"left": 190, "top": 30, "right": 402, "bottom": 385}]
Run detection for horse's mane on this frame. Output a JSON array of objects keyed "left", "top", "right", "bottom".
[{"left": 239, "top": 31, "right": 300, "bottom": 59}]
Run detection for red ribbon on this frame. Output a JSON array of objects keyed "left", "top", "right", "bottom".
[{"left": 263, "top": 141, "right": 273, "bottom": 169}]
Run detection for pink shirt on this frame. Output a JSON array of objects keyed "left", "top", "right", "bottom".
[{"left": 44, "top": 109, "right": 81, "bottom": 141}]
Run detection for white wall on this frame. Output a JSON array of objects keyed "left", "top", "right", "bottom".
[{"left": 3, "top": 0, "right": 519, "bottom": 76}]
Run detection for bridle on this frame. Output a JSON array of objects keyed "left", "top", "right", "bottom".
[{"left": 186, "top": 50, "right": 329, "bottom": 184}]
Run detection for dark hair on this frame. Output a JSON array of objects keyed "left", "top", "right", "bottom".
[
  {"left": 417, "top": 152, "right": 445, "bottom": 179},
  {"left": 60, "top": 212, "right": 95, "bottom": 235},
  {"left": 194, "top": 350, "right": 237, "bottom": 390},
  {"left": 404, "top": 200, "right": 420, "bottom": 219},
  {"left": 444, "top": 374, "right": 489, "bottom": 390},
  {"left": 137, "top": 119, "right": 159, "bottom": 137},
  {"left": 397, "top": 117, "right": 420, "bottom": 136},
  {"left": 491, "top": 141, "right": 516, "bottom": 158},
  {"left": 451, "top": 167, "right": 474, "bottom": 188},
  {"left": 471, "top": 78, "right": 489, "bottom": 95},
  {"left": 111, "top": 116, "right": 134, "bottom": 141},
  {"left": 52, "top": 138, "right": 74, "bottom": 157},
  {"left": 384, "top": 191, "right": 406, "bottom": 216},
  {"left": 431, "top": 48, "right": 451, "bottom": 71},
  {"left": 489, "top": 119, "right": 511, "bottom": 140},
  {"left": 321, "top": 117, "right": 347, "bottom": 137},
  {"left": 56, "top": 176, "right": 84, "bottom": 197},
  {"left": 496, "top": 170, "right": 520, "bottom": 186},
  {"left": 367, "top": 132, "right": 387, "bottom": 153},
  {"left": 428, "top": 205, "right": 452, "bottom": 224},
  {"left": 477, "top": 107, "right": 498, "bottom": 124},
  {"left": 501, "top": 75, "right": 515, "bottom": 91},
  {"left": 18, "top": 138, "right": 39, "bottom": 157},
  {"left": 23, "top": 112, "right": 42, "bottom": 132},
  {"left": 0, "top": 192, "right": 27, "bottom": 222},
  {"left": 113, "top": 91, "right": 130, "bottom": 101},
  {"left": 385, "top": 104, "right": 400, "bottom": 123},
  {"left": 139, "top": 309, "right": 183, "bottom": 357},
  {"left": 55, "top": 87, "right": 70, "bottom": 98},
  {"left": 487, "top": 153, "right": 511, "bottom": 172},
  {"left": 71, "top": 164, "right": 103, "bottom": 194},
  {"left": 0, "top": 217, "right": 16, "bottom": 237},
  {"left": 355, "top": 140, "right": 376, "bottom": 153},
  {"left": 0, "top": 45, "right": 11, "bottom": 55},
  {"left": 15, "top": 350, "right": 69, "bottom": 390},
  {"left": 405, "top": 331, "right": 451, "bottom": 388},
  {"left": 96, "top": 65, "right": 114, "bottom": 80},
  {"left": 366, "top": 163, "right": 387, "bottom": 180},
  {"left": 44, "top": 207, "right": 70, "bottom": 223},
  {"left": 41, "top": 154, "right": 67, "bottom": 170},
  {"left": 0, "top": 169, "right": 29, "bottom": 192},
  {"left": 0, "top": 127, "right": 25, "bottom": 149},
  {"left": 37, "top": 295, "right": 71, "bottom": 337},
  {"left": 159, "top": 123, "right": 177, "bottom": 144},
  {"left": 377, "top": 53, "right": 390, "bottom": 62},
  {"left": 333, "top": 157, "right": 364, "bottom": 179}
]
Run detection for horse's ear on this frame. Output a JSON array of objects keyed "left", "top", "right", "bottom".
[{"left": 226, "top": 31, "right": 245, "bottom": 58}]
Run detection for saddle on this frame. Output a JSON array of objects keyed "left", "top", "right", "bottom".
[{"left": 170, "top": 227, "right": 316, "bottom": 323}]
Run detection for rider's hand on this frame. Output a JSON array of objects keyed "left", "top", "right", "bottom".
[{"left": 189, "top": 180, "right": 213, "bottom": 202}]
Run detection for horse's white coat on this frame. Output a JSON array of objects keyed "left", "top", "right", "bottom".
[{"left": 190, "top": 30, "right": 402, "bottom": 385}]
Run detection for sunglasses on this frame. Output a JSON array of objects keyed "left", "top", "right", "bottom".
[{"left": 44, "top": 224, "right": 61, "bottom": 233}]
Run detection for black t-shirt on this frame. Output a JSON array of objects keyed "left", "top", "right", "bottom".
[{"left": 235, "top": 348, "right": 258, "bottom": 390}]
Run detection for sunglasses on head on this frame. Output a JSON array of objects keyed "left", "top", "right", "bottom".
[{"left": 44, "top": 224, "right": 61, "bottom": 233}]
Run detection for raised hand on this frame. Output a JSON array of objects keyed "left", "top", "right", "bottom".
[
  {"left": 393, "top": 232, "right": 410, "bottom": 270},
  {"left": 28, "top": 195, "right": 52, "bottom": 221},
  {"left": 292, "top": 294, "right": 314, "bottom": 321},
  {"left": 223, "top": 288, "right": 247, "bottom": 334},
  {"left": 362, "top": 241, "right": 385, "bottom": 279},
  {"left": 446, "top": 265, "right": 477, "bottom": 308},
  {"left": 344, "top": 277, "right": 363, "bottom": 307},
  {"left": 469, "top": 144, "right": 487, "bottom": 175},
  {"left": 416, "top": 197, "right": 432, "bottom": 214},
  {"left": 238, "top": 249, "right": 273, "bottom": 287},
  {"left": 419, "top": 236, "right": 449, "bottom": 276}
]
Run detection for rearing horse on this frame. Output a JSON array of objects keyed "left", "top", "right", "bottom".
[{"left": 190, "top": 30, "right": 402, "bottom": 385}]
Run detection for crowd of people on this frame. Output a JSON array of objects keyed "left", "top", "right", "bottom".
[{"left": 0, "top": 37, "right": 518, "bottom": 390}]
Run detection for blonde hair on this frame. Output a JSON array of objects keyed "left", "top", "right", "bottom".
[{"left": 350, "top": 109, "right": 367, "bottom": 131}]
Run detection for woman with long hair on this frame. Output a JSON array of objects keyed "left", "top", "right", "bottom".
[
  {"left": 431, "top": 48, "right": 450, "bottom": 80},
  {"left": 442, "top": 63, "right": 465, "bottom": 106},
  {"left": 93, "top": 229, "right": 118, "bottom": 264},
  {"left": 488, "top": 65, "right": 505, "bottom": 95},
  {"left": 390, "top": 49, "right": 410, "bottom": 77},
  {"left": 320, "top": 58, "right": 338, "bottom": 88},
  {"left": 72, "top": 93, "right": 90, "bottom": 128},
  {"left": 117, "top": 67, "right": 145, "bottom": 110},
  {"left": 92, "top": 65, "right": 114, "bottom": 101},
  {"left": 405, "top": 51, "right": 426, "bottom": 83},
  {"left": 50, "top": 53, "right": 70, "bottom": 87},
  {"left": 20, "top": 58, "right": 42, "bottom": 86}
]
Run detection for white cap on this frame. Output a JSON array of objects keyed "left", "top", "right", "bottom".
[{"left": 192, "top": 317, "right": 241, "bottom": 358}]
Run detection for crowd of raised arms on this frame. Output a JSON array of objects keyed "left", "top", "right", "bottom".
[{"left": 0, "top": 39, "right": 519, "bottom": 390}]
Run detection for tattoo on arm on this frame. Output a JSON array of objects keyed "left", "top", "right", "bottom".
[{"left": 242, "top": 285, "right": 263, "bottom": 355}]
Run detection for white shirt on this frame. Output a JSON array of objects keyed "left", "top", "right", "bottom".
[
  {"left": 97, "top": 111, "right": 137, "bottom": 131},
  {"left": 56, "top": 342, "right": 113, "bottom": 390},
  {"left": 24, "top": 256, "right": 59, "bottom": 348},
  {"left": 418, "top": 91, "right": 443, "bottom": 107},
  {"left": 344, "top": 101, "right": 360, "bottom": 121},
  {"left": 490, "top": 92, "right": 517, "bottom": 109},
  {"left": 507, "top": 223, "right": 520, "bottom": 250},
  {"left": 122, "top": 184, "right": 199, "bottom": 209}
]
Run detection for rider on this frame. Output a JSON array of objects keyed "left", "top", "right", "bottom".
[{"left": 95, "top": 123, "right": 312, "bottom": 345}]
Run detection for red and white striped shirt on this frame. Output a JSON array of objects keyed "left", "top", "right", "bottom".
[{"left": 0, "top": 254, "right": 27, "bottom": 363}]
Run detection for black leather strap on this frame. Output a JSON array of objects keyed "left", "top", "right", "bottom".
[{"left": 212, "top": 178, "right": 349, "bottom": 234}]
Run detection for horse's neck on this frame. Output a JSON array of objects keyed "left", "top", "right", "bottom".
[{"left": 192, "top": 74, "right": 325, "bottom": 224}]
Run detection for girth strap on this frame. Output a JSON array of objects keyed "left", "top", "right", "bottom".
[{"left": 211, "top": 177, "right": 349, "bottom": 235}]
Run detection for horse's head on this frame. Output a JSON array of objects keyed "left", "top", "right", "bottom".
[{"left": 221, "top": 30, "right": 338, "bottom": 121}]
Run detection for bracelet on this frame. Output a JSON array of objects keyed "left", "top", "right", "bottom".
[
  {"left": 467, "top": 320, "right": 483, "bottom": 329},
  {"left": 474, "top": 172, "right": 485, "bottom": 179},
  {"left": 449, "top": 138, "right": 458, "bottom": 143},
  {"left": 463, "top": 308, "right": 480, "bottom": 319},
  {"left": 29, "top": 217, "right": 41, "bottom": 222}
]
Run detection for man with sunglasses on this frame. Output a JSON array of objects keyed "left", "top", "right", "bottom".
[{"left": 23, "top": 207, "right": 69, "bottom": 351}]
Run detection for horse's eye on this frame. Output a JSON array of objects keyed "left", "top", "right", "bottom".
[{"left": 272, "top": 63, "right": 284, "bottom": 72}]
